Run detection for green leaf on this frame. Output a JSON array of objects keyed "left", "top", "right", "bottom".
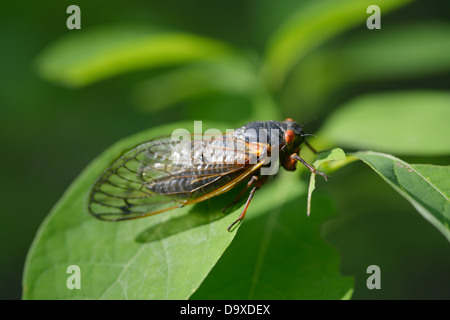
[
  {"left": 35, "top": 25, "right": 235, "bottom": 87},
  {"left": 280, "top": 23, "right": 450, "bottom": 114},
  {"left": 313, "top": 148, "right": 347, "bottom": 169},
  {"left": 131, "top": 56, "right": 281, "bottom": 123},
  {"left": 353, "top": 151, "right": 450, "bottom": 243},
  {"left": 333, "top": 22, "right": 450, "bottom": 81},
  {"left": 192, "top": 187, "right": 354, "bottom": 299},
  {"left": 320, "top": 91, "right": 450, "bottom": 155},
  {"left": 132, "top": 57, "right": 258, "bottom": 113},
  {"left": 22, "top": 122, "right": 309, "bottom": 299},
  {"left": 307, "top": 148, "right": 347, "bottom": 216},
  {"left": 262, "top": 0, "right": 413, "bottom": 89}
]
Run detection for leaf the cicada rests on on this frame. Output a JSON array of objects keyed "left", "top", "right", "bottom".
[
  {"left": 353, "top": 151, "right": 450, "bottom": 243},
  {"left": 192, "top": 191, "right": 354, "bottom": 300},
  {"left": 307, "top": 148, "right": 347, "bottom": 216}
]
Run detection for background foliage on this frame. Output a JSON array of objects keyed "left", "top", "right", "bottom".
[{"left": 1, "top": 0, "right": 449, "bottom": 299}]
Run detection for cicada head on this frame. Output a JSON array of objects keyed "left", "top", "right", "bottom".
[
  {"left": 282, "top": 119, "right": 306, "bottom": 152},
  {"left": 279, "top": 119, "right": 308, "bottom": 171}
]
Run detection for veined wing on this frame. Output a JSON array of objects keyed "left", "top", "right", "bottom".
[{"left": 88, "top": 133, "right": 269, "bottom": 221}]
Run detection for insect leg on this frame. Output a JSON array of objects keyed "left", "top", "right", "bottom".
[
  {"left": 304, "top": 140, "right": 319, "bottom": 154},
  {"left": 227, "top": 175, "right": 268, "bottom": 231},
  {"left": 304, "top": 140, "right": 334, "bottom": 155},
  {"left": 222, "top": 175, "right": 259, "bottom": 213},
  {"left": 292, "top": 154, "right": 328, "bottom": 181}
]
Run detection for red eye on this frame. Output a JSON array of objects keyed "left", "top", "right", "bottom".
[{"left": 284, "top": 129, "right": 295, "bottom": 144}]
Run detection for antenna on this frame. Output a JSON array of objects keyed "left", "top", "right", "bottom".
[{"left": 300, "top": 117, "right": 317, "bottom": 128}]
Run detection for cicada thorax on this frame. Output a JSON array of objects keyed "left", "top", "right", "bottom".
[{"left": 235, "top": 120, "right": 307, "bottom": 172}]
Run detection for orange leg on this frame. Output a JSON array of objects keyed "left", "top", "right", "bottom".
[
  {"left": 292, "top": 154, "right": 328, "bottom": 181},
  {"left": 227, "top": 175, "right": 268, "bottom": 231},
  {"left": 222, "top": 175, "right": 258, "bottom": 213}
]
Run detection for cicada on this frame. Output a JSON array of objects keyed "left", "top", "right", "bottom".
[{"left": 88, "top": 119, "right": 328, "bottom": 231}]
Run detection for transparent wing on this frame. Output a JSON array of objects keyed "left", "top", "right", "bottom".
[{"left": 88, "top": 133, "right": 269, "bottom": 221}]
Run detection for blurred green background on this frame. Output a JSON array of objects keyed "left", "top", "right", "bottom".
[{"left": 1, "top": 0, "right": 450, "bottom": 299}]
